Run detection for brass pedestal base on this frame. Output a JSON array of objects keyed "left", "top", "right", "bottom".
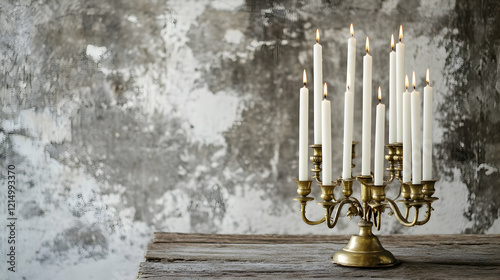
[{"left": 331, "top": 220, "right": 398, "bottom": 267}]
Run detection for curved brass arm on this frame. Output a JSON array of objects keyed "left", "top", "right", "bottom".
[
  {"left": 415, "top": 203, "right": 433, "bottom": 226},
  {"left": 404, "top": 205, "right": 410, "bottom": 220},
  {"left": 385, "top": 199, "right": 419, "bottom": 227},
  {"left": 386, "top": 171, "right": 396, "bottom": 184},
  {"left": 326, "top": 198, "right": 362, "bottom": 228},
  {"left": 326, "top": 200, "right": 349, "bottom": 228},
  {"left": 300, "top": 202, "right": 326, "bottom": 225}
]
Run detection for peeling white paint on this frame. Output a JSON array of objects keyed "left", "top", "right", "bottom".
[
  {"left": 224, "top": 29, "right": 244, "bottom": 45},
  {"left": 86, "top": 44, "right": 108, "bottom": 62}
]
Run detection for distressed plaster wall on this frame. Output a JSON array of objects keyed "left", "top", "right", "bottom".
[{"left": 0, "top": 0, "right": 499, "bottom": 279}]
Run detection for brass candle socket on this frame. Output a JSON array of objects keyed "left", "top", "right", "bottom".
[
  {"left": 401, "top": 182, "right": 411, "bottom": 200},
  {"left": 320, "top": 183, "right": 336, "bottom": 202},
  {"left": 356, "top": 175, "right": 373, "bottom": 203},
  {"left": 371, "top": 182, "right": 389, "bottom": 204},
  {"left": 422, "top": 179, "right": 439, "bottom": 202},
  {"left": 294, "top": 179, "right": 313, "bottom": 197},
  {"left": 408, "top": 182, "right": 424, "bottom": 202},
  {"left": 340, "top": 178, "right": 354, "bottom": 198}
]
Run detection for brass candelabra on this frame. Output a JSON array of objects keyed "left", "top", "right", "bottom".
[{"left": 293, "top": 142, "right": 438, "bottom": 267}]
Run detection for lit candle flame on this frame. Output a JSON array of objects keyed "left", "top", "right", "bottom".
[
  {"left": 391, "top": 34, "right": 395, "bottom": 51},
  {"left": 316, "top": 29, "right": 320, "bottom": 43},
  {"left": 405, "top": 75, "right": 409, "bottom": 90},
  {"left": 365, "top": 36, "right": 370, "bottom": 54},
  {"left": 324, "top": 82, "right": 328, "bottom": 99},
  {"left": 399, "top": 25, "right": 403, "bottom": 42},
  {"left": 347, "top": 75, "right": 351, "bottom": 90},
  {"left": 426, "top": 68, "right": 430, "bottom": 85},
  {"left": 303, "top": 69, "right": 307, "bottom": 86},
  {"left": 412, "top": 71, "right": 416, "bottom": 89},
  {"left": 350, "top": 23, "right": 354, "bottom": 36},
  {"left": 378, "top": 86, "right": 382, "bottom": 102}
]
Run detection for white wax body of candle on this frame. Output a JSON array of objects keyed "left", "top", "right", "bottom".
[
  {"left": 396, "top": 42, "right": 405, "bottom": 143},
  {"left": 322, "top": 99, "right": 332, "bottom": 185},
  {"left": 411, "top": 90, "right": 422, "bottom": 184},
  {"left": 299, "top": 87, "right": 309, "bottom": 181},
  {"left": 347, "top": 37, "right": 356, "bottom": 98},
  {"left": 314, "top": 43, "right": 323, "bottom": 144},
  {"left": 374, "top": 102, "right": 386, "bottom": 185},
  {"left": 361, "top": 54, "right": 372, "bottom": 176},
  {"left": 422, "top": 85, "right": 433, "bottom": 180},
  {"left": 342, "top": 89, "right": 354, "bottom": 179},
  {"left": 402, "top": 90, "right": 412, "bottom": 182},
  {"left": 389, "top": 51, "right": 397, "bottom": 143}
]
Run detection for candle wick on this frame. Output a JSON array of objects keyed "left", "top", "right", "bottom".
[{"left": 304, "top": 83, "right": 307, "bottom": 87}]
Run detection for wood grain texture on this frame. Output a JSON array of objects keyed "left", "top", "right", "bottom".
[{"left": 138, "top": 233, "right": 500, "bottom": 279}]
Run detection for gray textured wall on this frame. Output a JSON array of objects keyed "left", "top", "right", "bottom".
[{"left": 0, "top": 0, "right": 499, "bottom": 279}]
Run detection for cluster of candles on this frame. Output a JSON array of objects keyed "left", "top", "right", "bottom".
[{"left": 298, "top": 24, "right": 434, "bottom": 186}]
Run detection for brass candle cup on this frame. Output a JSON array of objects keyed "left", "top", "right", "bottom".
[
  {"left": 371, "top": 182, "right": 389, "bottom": 204},
  {"left": 294, "top": 179, "right": 313, "bottom": 197},
  {"left": 408, "top": 182, "right": 424, "bottom": 202},
  {"left": 320, "top": 183, "right": 336, "bottom": 202},
  {"left": 356, "top": 175, "right": 373, "bottom": 203},
  {"left": 401, "top": 182, "right": 411, "bottom": 200},
  {"left": 340, "top": 178, "right": 354, "bottom": 198},
  {"left": 422, "top": 179, "right": 439, "bottom": 201}
]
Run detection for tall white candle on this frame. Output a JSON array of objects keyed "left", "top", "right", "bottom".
[
  {"left": 423, "top": 69, "right": 433, "bottom": 180},
  {"left": 411, "top": 71, "right": 422, "bottom": 184},
  {"left": 389, "top": 34, "right": 397, "bottom": 143},
  {"left": 374, "top": 87, "right": 385, "bottom": 185},
  {"left": 314, "top": 29, "right": 323, "bottom": 144},
  {"left": 347, "top": 23, "right": 356, "bottom": 100},
  {"left": 361, "top": 37, "right": 372, "bottom": 176},
  {"left": 402, "top": 75, "right": 412, "bottom": 182},
  {"left": 396, "top": 25, "right": 405, "bottom": 143},
  {"left": 299, "top": 70, "right": 309, "bottom": 181},
  {"left": 343, "top": 77, "right": 354, "bottom": 179},
  {"left": 322, "top": 83, "right": 332, "bottom": 185}
]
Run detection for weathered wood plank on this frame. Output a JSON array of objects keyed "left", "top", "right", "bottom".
[
  {"left": 152, "top": 232, "right": 500, "bottom": 245},
  {"left": 138, "top": 233, "right": 500, "bottom": 279}
]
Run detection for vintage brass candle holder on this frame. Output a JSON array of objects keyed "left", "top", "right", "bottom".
[{"left": 293, "top": 142, "right": 438, "bottom": 267}]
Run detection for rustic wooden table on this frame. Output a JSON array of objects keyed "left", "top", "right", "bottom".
[{"left": 138, "top": 233, "right": 500, "bottom": 279}]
